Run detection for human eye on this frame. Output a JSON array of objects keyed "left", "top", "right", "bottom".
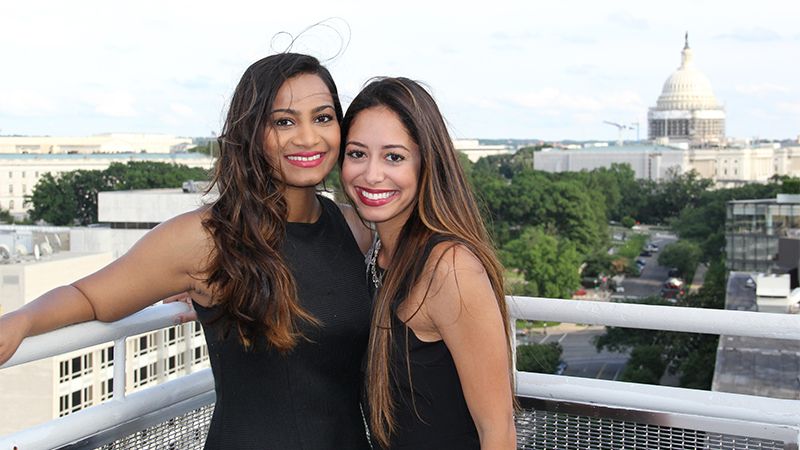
[
  {"left": 315, "top": 114, "right": 335, "bottom": 124},
  {"left": 345, "top": 149, "right": 366, "bottom": 159},
  {"left": 385, "top": 153, "right": 405, "bottom": 163},
  {"left": 274, "top": 117, "right": 294, "bottom": 127}
]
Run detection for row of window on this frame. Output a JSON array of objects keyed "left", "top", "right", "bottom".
[
  {"left": 6, "top": 184, "right": 28, "bottom": 194},
  {"left": 3, "top": 171, "right": 40, "bottom": 179},
  {"left": 55, "top": 323, "right": 210, "bottom": 416}
]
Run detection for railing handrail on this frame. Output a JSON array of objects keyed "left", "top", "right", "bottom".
[
  {"left": 2, "top": 297, "right": 799, "bottom": 449},
  {"left": 0, "top": 369, "right": 214, "bottom": 450},
  {"left": 517, "top": 371, "right": 800, "bottom": 428},
  {"left": 5, "top": 296, "right": 798, "bottom": 372},
  {"left": 508, "top": 296, "right": 800, "bottom": 341},
  {"left": 0, "top": 302, "right": 191, "bottom": 370}
]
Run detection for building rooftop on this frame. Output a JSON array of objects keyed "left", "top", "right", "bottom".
[{"left": 715, "top": 271, "right": 800, "bottom": 399}]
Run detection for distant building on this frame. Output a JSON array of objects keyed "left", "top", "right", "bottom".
[
  {"left": 0, "top": 153, "right": 214, "bottom": 217},
  {"left": 0, "top": 133, "right": 193, "bottom": 155},
  {"left": 713, "top": 272, "right": 799, "bottom": 400},
  {"left": 533, "top": 144, "right": 684, "bottom": 181},
  {"left": 533, "top": 143, "right": 800, "bottom": 186},
  {"left": 648, "top": 35, "right": 726, "bottom": 147},
  {"left": 0, "top": 189, "right": 213, "bottom": 435},
  {"left": 725, "top": 194, "right": 800, "bottom": 273},
  {"left": 453, "top": 139, "right": 515, "bottom": 162}
]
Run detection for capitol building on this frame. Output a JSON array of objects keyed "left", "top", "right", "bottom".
[
  {"left": 647, "top": 34, "right": 726, "bottom": 147},
  {"left": 535, "top": 35, "right": 800, "bottom": 187}
]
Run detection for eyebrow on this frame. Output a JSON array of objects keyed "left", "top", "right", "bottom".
[
  {"left": 345, "top": 140, "right": 411, "bottom": 152},
  {"left": 270, "top": 104, "right": 335, "bottom": 115}
]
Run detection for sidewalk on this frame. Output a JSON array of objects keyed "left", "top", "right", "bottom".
[
  {"left": 689, "top": 263, "right": 708, "bottom": 294},
  {"left": 521, "top": 323, "right": 606, "bottom": 336}
]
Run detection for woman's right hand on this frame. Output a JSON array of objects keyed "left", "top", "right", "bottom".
[
  {"left": 0, "top": 312, "right": 31, "bottom": 366},
  {"left": 163, "top": 292, "right": 198, "bottom": 324}
]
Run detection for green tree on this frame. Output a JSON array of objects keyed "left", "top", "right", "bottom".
[
  {"left": 516, "top": 342, "right": 562, "bottom": 373},
  {"left": 27, "top": 162, "right": 210, "bottom": 226},
  {"left": 501, "top": 227, "right": 581, "bottom": 298},
  {"left": 658, "top": 240, "right": 702, "bottom": 282},
  {"left": 618, "top": 345, "right": 666, "bottom": 385}
]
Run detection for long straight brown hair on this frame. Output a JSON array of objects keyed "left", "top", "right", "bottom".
[
  {"left": 203, "top": 53, "right": 343, "bottom": 351},
  {"left": 340, "top": 77, "right": 514, "bottom": 447}
]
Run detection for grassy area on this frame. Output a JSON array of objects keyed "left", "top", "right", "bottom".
[
  {"left": 516, "top": 320, "right": 561, "bottom": 329},
  {"left": 616, "top": 234, "right": 648, "bottom": 260}
]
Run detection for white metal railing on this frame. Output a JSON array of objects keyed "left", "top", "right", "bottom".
[
  {"left": 1, "top": 297, "right": 799, "bottom": 449},
  {"left": 0, "top": 302, "right": 215, "bottom": 450},
  {"left": 509, "top": 297, "right": 800, "bottom": 445}
]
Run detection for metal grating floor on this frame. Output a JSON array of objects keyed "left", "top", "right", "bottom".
[
  {"left": 95, "top": 405, "right": 214, "bottom": 450},
  {"left": 516, "top": 408, "right": 786, "bottom": 450},
  {"left": 91, "top": 403, "right": 788, "bottom": 450}
]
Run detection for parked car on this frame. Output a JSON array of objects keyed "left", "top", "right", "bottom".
[
  {"left": 667, "top": 267, "right": 680, "bottom": 278},
  {"left": 635, "top": 258, "right": 646, "bottom": 267},
  {"left": 645, "top": 243, "right": 659, "bottom": 252},
  {"left": 555, "top": 361, "right": 568, "bottom": 375},
  {"left": 639, "top": 250, "right": 652, "bottom": 257}
]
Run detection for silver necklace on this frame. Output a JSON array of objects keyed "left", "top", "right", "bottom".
[{"left": 368, "top": 239, "right": 384, "bottom": 290}]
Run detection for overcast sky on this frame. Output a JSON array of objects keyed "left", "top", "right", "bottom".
[{"left": 2, "top": 0, "right": 798, "bottom": 141}]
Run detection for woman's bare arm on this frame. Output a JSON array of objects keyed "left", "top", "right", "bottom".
[
  {"left": 418, "top": 244, "right": 516, "bottom": 450},
  {"left": 0, "top": 208, "right": 212, "bottom": 366}
]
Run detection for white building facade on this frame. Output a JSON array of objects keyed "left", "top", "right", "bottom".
[
  {"left": 0, "top": 133, "right": 193, "bottom": 155},
  {"left": 0, "top": 153, "right": 214, "bottom": 216}
]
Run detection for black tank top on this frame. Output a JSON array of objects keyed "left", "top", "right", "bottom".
[
  {"left": 381, "top": 235, "right": 480, "bottom": 449},
  {"left": 195, "top": 196, "right": 372, "bottom": 450}
]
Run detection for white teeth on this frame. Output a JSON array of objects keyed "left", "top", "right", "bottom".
[
  {"left": 287, "top": 154, "right": 322, "bottom": 162},
  {"left": 361, "top": 190, "right": 394, "bottom": 200}
]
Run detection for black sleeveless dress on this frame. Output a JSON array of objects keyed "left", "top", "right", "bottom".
[
  {"left": 195, "top": 196, "right": 372, "bottom": 450},
  {"left": 372, "top": 235, "right": 480, "bottom": 449}
]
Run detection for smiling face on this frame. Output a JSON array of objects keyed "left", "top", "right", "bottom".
[
  {"left": 342, "top": 106, "right": 422, "bottom": 236},
  {"left": 264, "top": 73, "right": 340, "bottom": 189}
]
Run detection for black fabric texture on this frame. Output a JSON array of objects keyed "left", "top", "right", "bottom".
[{"left": 195, "top": 196, "right": 372, "bottom": 450}]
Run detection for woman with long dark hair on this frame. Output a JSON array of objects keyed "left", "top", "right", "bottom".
[
  {"left": 341, "top": 77, "right": 516, "bottom": 449},
  {"left": 0, "top": 53, "right": 373, "bottom": 449}
]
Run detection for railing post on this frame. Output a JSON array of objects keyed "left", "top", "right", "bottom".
[{"left": 112, "top": 338, "right": 126, "bottom": 400}]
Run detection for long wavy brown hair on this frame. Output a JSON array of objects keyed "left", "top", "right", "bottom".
[
  {"left": 340, "top": 77, "right": 514, "bottom": 447},
  {"left": 203, "top": 53, "right": 343, "bottom": 351}
]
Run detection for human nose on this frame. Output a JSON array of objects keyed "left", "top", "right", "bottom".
[
  {"left": 292, "top": 121, "right": 321, "bottom": 148},
  {"left": 364, "top": 158, "right": 384, "bottom": 185}
]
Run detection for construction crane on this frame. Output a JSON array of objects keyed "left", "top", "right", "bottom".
[{"left": 603, "top": 121, "right": 631, "bottom": 146}]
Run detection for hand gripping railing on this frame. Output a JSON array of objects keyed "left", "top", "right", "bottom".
[{"left": 0, "top": 303, "right": 215, "bottom": 450}]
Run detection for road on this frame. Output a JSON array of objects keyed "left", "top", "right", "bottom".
[
  {"left": 519, "top": 328, "right": 629, "bottom": 380},
  {"left": 618, "top": 233, "right": 678, "bottom": 299}
]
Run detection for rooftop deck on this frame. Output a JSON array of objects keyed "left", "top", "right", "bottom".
[{"left": 2, "top": 297, "right": 799, "bottom": 449}]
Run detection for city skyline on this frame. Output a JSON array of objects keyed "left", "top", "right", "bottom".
[{"left": 1, "top": 0, "right": 799, "bottom": 142}]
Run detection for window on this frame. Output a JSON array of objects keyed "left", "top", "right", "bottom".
[
  {"left": 193, "top": 345, "right": 209, "bottom": 365},
  {"left": 59, "top": 353, "right": 93, "bottom": 382},
  {"left": 8, "top": 171, "right": 11, "bottom": 178},
  {"left": 21, "top": 171, "right": 25, "bottom": 178},
  {"left": 134, "top": 333, "right": 156, "bottom": 357},
  {"left": 100, "top": 345, "right": 114, "bottom": 368},
  {"left": 59, "top": 386, "right": 93, "bottom": 416},
  {"left": 133, "top": 362, "right": 158, "bottom": 388},
  {"left": 164, "top": 325, "right": 183, "bottom": 346},
  {"left": 100, "top": 378, "right": 114, "bottom": 401},
  {"left": 22, "top": 184, "right": 26, "bottom": 194},
  {"left": 8, "top": 184, "right": 12, "bottom": 194},
  {"left": 165, "top": 354, "right": 185, "bottom": 375},
  {"left": 8, "top": 200, "right": 13, "bottom": 210}
]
